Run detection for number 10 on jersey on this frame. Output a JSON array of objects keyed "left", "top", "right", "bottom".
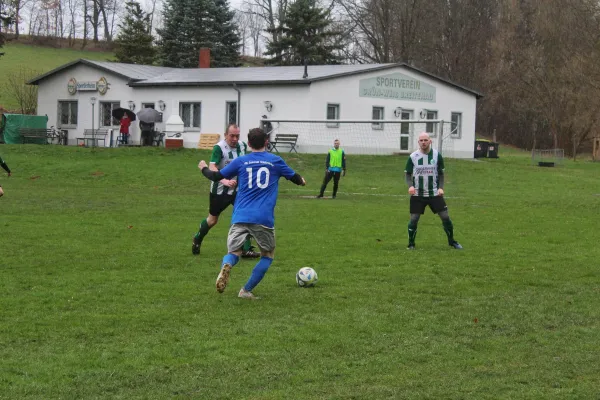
[{"left": 246, "top": 167, "right": 270, "bottom": 188}]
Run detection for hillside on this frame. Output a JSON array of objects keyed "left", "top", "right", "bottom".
[
  {"left": 0, "top": 41, "right": 115, "bottom": 112},
  {"left": 0, "top": 40, "right": 268, "bottom": 112}
]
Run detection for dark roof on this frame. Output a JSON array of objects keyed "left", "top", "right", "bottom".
[
  {"left": 27, "top": 59, "right": 175, "bottom": 84},
  {"left": 28, "top": 59, "right": 483, "bottom": 98}
]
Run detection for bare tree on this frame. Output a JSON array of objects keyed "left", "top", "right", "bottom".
[
  {"left": 336, "top": 0, "right": 428, "bottom": 63},
  {"left": 235, "top": 9, "right": 250, "bottom": 56},
  {"left": 420, "top": 0, "right": 497, "bottom": 86},
  {"left": 97, "top": 0, "right": 111, "bottom": 41},
  {"left": 65, "top": 0, "right": 81, "bottom": 46},
  {"left": 242, "top": 0, "right": 288, "bottom": 56},
  {"left": 244, "top": 2, "right": 264, "bottom": 57},
  {"left": 477, "top": 0, "right": 600, "bottom": 157},
  {"left": 147, "top": 0, "right": 158, "bottom": 34},
  {"left": 12, "top": 0, "right": 34, "bottom": 38},
  {"left": 81, "top": 0, "right": 88, "bottom": 47},
  {"left": 3, "top": 69, "right": 42, "bottom": 114}
]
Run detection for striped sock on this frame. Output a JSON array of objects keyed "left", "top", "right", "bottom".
[{"left": 194, "top": 219, "right": 211, "bottom": 242}]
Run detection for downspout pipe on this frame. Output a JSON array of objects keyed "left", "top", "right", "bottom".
[{"left": 233, "top": 83, "right": 241, "bottom": 126}]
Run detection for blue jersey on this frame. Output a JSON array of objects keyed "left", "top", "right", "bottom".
[{"left": 219, "top": 151, "right": 297, "bottom": 228}]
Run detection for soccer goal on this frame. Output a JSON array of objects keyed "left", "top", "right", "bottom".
[
  {"left": 260, "top": 119, "right": 458, "bottom": 156},
  {"left": 531, "top": 148, "right": 565, "bottom": 167}
]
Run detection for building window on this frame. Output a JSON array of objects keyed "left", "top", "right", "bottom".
[
  {"left": 226, "top": 101, "right": 238, "bottom": 126},
  {"left": 326, "top": 103, "right": 340, "bottom": 128},
  {"left": 372, "top": 106, "right": 384, "bottom": 130},
  {"left": 425, "top": 110, "right": 438, "bottom": 137},
  {"left": 451, "top": 112, "right": 462, "bottom": 138},
  {"left": 58, "top": 101, "right": 78, "bottom": 127},
  {"left": 100, "top": 101, "right": 121, "bottom": 127},
  {"left": 180, "top": 102, "right": 201, "bottom": 129}
]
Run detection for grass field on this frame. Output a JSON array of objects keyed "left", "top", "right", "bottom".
[
  {"left": 1, "top": 145, "right": 599, "bottom": 399},
  {"left": 0, "top": 42, "right": 114, "bottom": 111}
]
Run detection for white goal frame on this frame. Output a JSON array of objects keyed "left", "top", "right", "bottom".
[{"left": 260, "top": 119, "right": 457, "bottom": 156}]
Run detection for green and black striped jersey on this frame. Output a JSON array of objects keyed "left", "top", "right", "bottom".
[
  {"left": 405, "top": 149, "right": 444, "bottom": 197},
  {"left": 209, "top": 140, "right": 248, "bottom": 195}
]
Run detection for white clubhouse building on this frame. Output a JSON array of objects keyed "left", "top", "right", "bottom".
[{"left": 29, "top": 57, "right": 482, "bottom": 157}]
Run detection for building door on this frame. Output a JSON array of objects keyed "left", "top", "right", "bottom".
[{"left": 400, "top": 110, "right": 413, "bottom": 151}]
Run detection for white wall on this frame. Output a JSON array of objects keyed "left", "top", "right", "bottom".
[
  {"left": 303, "top": 66, "right": 477, "bottom": 158},
  {"left": 135, "top": 84, "right": 311, "bottom": 147},
  {"left": 37, "top": 65, "right": 137, "bottom": 146},
  {"left": 36, "top": 64, "right": 477, "bottom": 157},
  {"left": 238, "top": 84, "right": 311, "bottom": 135}
]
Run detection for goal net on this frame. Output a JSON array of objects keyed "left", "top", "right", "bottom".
[
  {"left": 260, "top": 119, "right": 458, "bottom": 156},
  {"left": 531, "top": 148, "right": 565, "bottom": 167}
]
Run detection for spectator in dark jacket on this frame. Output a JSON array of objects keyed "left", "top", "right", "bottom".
[{"left": 140, "top": 121, "right": 155, "bottom": 146}]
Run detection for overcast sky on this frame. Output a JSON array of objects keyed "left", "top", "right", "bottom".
[{"left": 229, "top": 0, "right": 244, "bottom": 9}]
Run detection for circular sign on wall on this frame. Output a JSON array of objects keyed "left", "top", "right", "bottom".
[
  {"left": 419, "top": 109, "right": 427, "bottom": 119},
  {"left": 67, "top": 78, "right": 77, "bottom": 95},
  {"left": 97, "top": 77, "right": 108, "bottom": 95}
]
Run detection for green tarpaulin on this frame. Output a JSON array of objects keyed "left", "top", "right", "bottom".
[{"left": 1, "top": 114, "right": 49, "bottom": 144}]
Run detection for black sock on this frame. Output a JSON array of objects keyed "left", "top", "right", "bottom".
[
  {"left": 408, "top": 222, "right": 418, "bottom": 245},
  {"left": 442, "top": 219, "right": 454, "bottom": 243}
]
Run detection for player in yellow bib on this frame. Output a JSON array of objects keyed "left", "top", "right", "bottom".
[
  {"left": 316, "top": 139, "right": 346, "bottom": 199},
  {"left": 404, "top": 132, "right": 462, "bottom": 250}
]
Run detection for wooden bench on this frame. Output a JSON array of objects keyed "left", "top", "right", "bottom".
[
  {"left": 270, "top": 134, "right": 298, "bottom": 153},
  {"left": 198, "top": 133, "right": 221, "bottom": 150},
  {"left": 77, "top": 129, "right": 108, "bottom": 147},
  {"left": 18, "top": 128, "right": 55, "bottom": 144}
]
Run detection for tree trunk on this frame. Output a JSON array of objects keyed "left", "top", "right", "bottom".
[
  {"left": 92, "top": 0, "right": 99, "bottom": 42},
  {"left": 15, "top": 2, "right": 21, "bottom": 39},
  {"left": 100, "top": 0, "right": 111, "bottom": 42},
  {"left": 148, "top": 0, "right": 157, "bottom": 34}
]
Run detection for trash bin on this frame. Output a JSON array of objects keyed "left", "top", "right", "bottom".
[
  {"left": 487, "top": 142, "right": 499, "bottom": 158},
  {"left": 474, "top": 140, "right": 489, "bottom": 158}
]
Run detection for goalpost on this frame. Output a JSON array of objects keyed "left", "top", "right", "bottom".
[{"left": 260, "top": 119, "right": 458, "bottom": 156}]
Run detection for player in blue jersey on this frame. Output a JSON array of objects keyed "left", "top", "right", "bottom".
[{"left": 198, "top": 127, "right": 306, "bottom": 299}]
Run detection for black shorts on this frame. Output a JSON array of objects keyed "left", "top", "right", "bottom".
[
  {"left": 209, "top": 192, "right": 236, "bottom": 216},
  {"left": 410, "top": 196, "right": 448, "bottom": 214}
]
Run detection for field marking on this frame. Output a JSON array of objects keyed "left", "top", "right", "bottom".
[{"left": 286, "top": 188, "right": 464, "bottom": 199}]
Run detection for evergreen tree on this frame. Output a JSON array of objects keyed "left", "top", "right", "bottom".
[
  {"left": 114, "top": 1, "right": 156, "bottom": 65},
  {"left": 210, "top": 0, "right": 241, "bottom": 67},
  {"left": 265, "top": 0, "right": 343, "bottom": 66},
  {"left": 157, "top": 0, "right": 240, "bottom": 68}
]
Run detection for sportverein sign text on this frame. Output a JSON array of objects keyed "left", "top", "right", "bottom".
[{"left": 359, "top": 73, "right": 436, "bottom": 102}]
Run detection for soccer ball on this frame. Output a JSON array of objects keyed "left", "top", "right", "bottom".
[{"left": 296, "top": 267, "right": 318, "bottom": 287}]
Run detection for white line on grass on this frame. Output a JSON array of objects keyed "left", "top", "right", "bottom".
[{"left": 284, "top": 188, "right": 464, "bottom": 199}]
